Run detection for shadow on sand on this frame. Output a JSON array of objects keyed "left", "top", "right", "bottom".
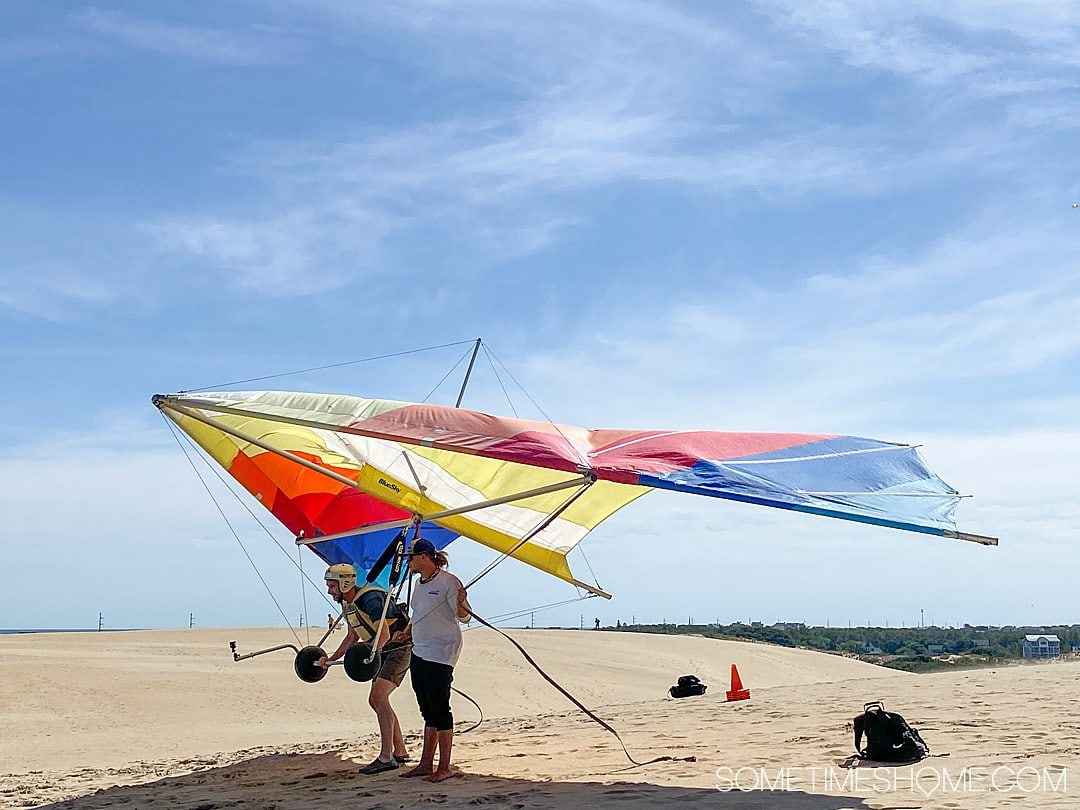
[{"left": 35, "top": 751, "right": 878, "bottom": 810}]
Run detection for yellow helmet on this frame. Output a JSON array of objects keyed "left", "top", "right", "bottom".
[{"left": 324, "top": 563, "right": 357, "bottom": 594}]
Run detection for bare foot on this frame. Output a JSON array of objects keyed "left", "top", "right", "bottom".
[
  {"left": 399, "top": 765, "right": 433, "bottom": 778},
  {"left": 424, "top": 768, "right": 457, "bottom": 783}
]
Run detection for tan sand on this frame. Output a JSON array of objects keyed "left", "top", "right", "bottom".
[{"left": 1, "top": 627, "right": 1076, "bottom": 809}]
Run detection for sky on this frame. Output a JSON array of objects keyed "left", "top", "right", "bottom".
[{"left": 2, "top": 1, "right": 1079, "bottom": 633}]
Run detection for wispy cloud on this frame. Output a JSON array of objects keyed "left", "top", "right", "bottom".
[
  {"left": 145, "top": 207, "right": 397, "bottom": 295},
  {"left": 763, "top": 0, "right": 1080, "bottom": 82},
  {"left": 0, "top": 264, "right": 120, "bottom": 321},
  {"left": 4, "top": 2, "right": 1076, "bottom": 312},
  {"left": 138, "top": 1, "right": 1077, "bottom": 299},
  {"left": 71, "top": 7, "right": 291, "bottom": 66}
]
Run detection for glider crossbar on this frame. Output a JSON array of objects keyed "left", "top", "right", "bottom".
[{"left": 294, "top": 475, "right": 596, "bottom": 547}]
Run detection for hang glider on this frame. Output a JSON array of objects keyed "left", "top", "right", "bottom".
[{"left": 153, "top": 390, "right": 996, "bottom": 597}]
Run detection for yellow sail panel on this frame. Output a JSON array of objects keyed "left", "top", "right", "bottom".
[
  {"left": 406, "top": 445, "right": 648, "bottom": 529},
  {"left": 435, "top": 512, "right": 579, "bottom": 584},
  {"left": 167, "top": 409, "right": 245, "bottom": 470},
  {"left": 329, "top": 431, "right": 648, "bottom": 553}
]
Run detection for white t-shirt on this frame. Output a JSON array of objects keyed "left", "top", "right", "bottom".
[{"left": 410, "top": 569, "right": 465, "bottom": 667}]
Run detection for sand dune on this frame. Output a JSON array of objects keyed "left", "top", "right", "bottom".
[{"left": 2, "top": 627, "right": 1077, "bottom": 809}]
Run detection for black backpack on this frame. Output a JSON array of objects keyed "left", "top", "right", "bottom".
[
  {"left": 669, "top": 674, "right": 707, "bottom": 698},
  {"left": 853, "top": 701, "right": 929, "bottom": 763}
]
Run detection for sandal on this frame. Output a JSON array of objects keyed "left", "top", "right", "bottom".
[
  {"left": 359, "top": 758, "right": 399, "bottom": 775},
  {"left": 394, "top": 753, "right": 411, "bottom": 764}
]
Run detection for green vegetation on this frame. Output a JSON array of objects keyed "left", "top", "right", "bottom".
[{"left": 607, "top": 622, "right": 1079, "bottom": 672}]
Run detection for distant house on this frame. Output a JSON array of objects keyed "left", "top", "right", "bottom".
[
  {"left": 971, "top": 638, "right": 990, "bottom": 648},
  {"left": 1023, "top": 634, "right": 1060, "bottom": 658},
  {"left": 927, "top": 644, "right": 945, "bottom": 655},
  {"left": 863, "top": 641, "right": 884, "bottom": 655},
  {"left": 772, "top": 622, "right": 806, "bottom": 630}
]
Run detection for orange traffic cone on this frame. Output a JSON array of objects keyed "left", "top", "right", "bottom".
[{"left": 726, "top": 664, "right": 750, "bottom": 701}]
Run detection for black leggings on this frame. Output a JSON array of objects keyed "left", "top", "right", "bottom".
[{"left": 409, "top": 654, "right": 454, "bottom": 731}]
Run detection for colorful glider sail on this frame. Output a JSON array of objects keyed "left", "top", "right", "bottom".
[{"left": 154, "top": 390, "right": 995, "bottom": 595}]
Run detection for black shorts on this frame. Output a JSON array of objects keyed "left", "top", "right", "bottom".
[{"left": 409, "top": 654, "right": 454, "bottom": 731}]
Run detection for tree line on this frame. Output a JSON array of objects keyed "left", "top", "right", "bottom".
[{"left": 608, "top": 621, "right": 1079, "bottom": 668}]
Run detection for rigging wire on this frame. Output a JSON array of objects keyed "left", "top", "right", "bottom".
[
  {"left": 463, "top": 479, "right": 594, "bottom": 590},
  {"left": 574, "top": 541, "right": 603, "bottom": 593},
  {"left": 481, "top": 343, "right": 518, "bottom": 418},
  {"left": 483, "top": 345, "right": 591, "bottom": 470},
  {"left": 161, "top": 414, "right": 302, "bottom": 644},
  {"left": 163, "top": 413, "right": 336, "bottom": 610},
  {"left": 299, "top": 543, "right": 310, "bottom": 645},
  {"left": 184, "top": 339, "right": 477, "bottom": 393},
  {"left": 420, "top": 342, "right": 477, "bottom": 404},
  {"left": 463, "top": 594, "right": 597, "bottom": 628}
]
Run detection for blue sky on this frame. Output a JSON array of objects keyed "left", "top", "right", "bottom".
[{"left": 3, "top": 2, "right": 1079, "bottom": 631}]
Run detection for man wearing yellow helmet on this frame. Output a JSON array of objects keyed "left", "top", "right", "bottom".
[{"left": 320, "top": 562, "right": 411, "bottom": 774}]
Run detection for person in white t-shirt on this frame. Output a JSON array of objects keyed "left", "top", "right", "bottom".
[{"left": 396, "top": 537, "right": 471, "bottom": 783}]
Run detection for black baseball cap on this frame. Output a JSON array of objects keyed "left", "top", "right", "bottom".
[{"left": 406, "top": 537, "right": 438, "bottom": 558}]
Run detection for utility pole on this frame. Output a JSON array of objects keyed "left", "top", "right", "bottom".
[{"left": 530, "top": 612, "right": 534, "bottom": 629}]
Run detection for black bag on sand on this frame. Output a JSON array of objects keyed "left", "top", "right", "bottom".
[
  {"left": 853, "top": 700, "right": 930, "bottom": 763},
  {"left": 669, "top": 674, "right": 707, "bottom": 698}
]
